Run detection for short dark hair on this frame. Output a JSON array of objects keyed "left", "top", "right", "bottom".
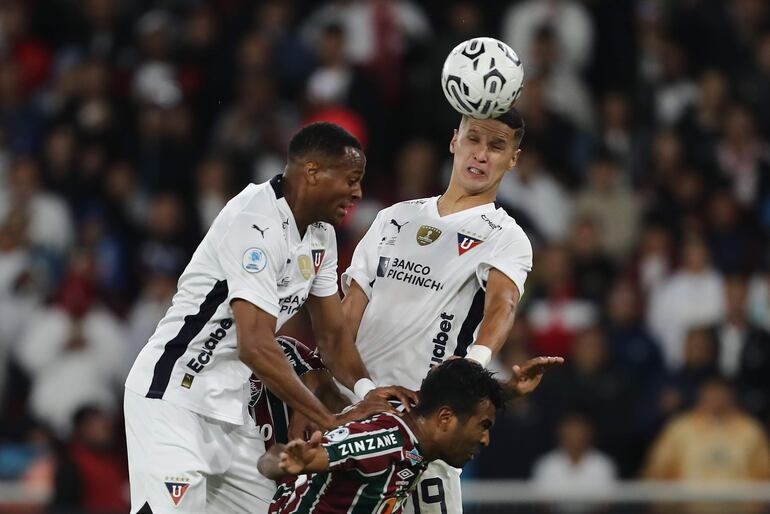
[
  {"left": 494, "top": 107, "right": 525, "bottom": 146},
  {"left": 462, "top": 107, "right": 525, "bottom": 147},
  {"left": 415, "top": 359, "right": 506, "bottom": 419},
  {"left": 287, "top": 122, "right": 362, "bottom": 162}
]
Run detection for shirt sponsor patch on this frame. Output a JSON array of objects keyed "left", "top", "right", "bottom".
[
  {"left": 405, "top": 449, "right": 423, "bottom": 465},
  {"left": 242, "top": 248, "right": 267, "bottom": 273},
  {"left": 326, "top": 426, "right": 350, "bottom": 442}
]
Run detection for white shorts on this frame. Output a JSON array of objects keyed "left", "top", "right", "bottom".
[
  {"left": 404, "top": 459, "right": 463, "bottom": 514},
  {"left": 124, "top": 389, "right": 275, "bottom": 514}
]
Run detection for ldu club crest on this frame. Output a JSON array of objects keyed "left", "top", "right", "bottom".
[{"left": 416, "top": 225, "right": 442, "bottom": 246}]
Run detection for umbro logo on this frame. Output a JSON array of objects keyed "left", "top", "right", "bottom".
[
  {"left": 397, "top": 469, "right": 414, "bottom": 480},
  {"left": 252, "top": 224, "right": 268, "bottom": 238},
  {"left": 390, "top": 219, "right": 409, "bottom": 233}
]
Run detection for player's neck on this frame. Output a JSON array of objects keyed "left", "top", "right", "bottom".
[
  {"left": 403, "top": 412, "right": 440, "bottom": 463},
  {"left": 437, "top": 184, "right": 496, "bottom": 216},
  {"left": 281, "top": 175, "right": 312, "bottom": 237}
]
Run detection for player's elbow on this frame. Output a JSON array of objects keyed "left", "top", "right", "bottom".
[
  {"left": 257, "top": 455, "right": 285, "bottom": 481},
  {"left": 491, "top": 295, "right": 517, "bottom": 318}
]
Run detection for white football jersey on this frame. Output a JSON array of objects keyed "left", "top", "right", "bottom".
[
  {"left": 125, "top": 175, "right": 338, "bottom": 425},
  {"left": 342, "top": 197, "right": 532, "bottom": 391}
]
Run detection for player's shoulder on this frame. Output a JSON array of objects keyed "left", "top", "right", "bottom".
[
  {"left": 382, "top": 196, "right": 437, "bottom": 218},
  {"left": 216, "top": 183, "right": 288, "bottom": 240},
  {"left": 275, "top": 335, "right": 319, "bottom": 364},
  {"left": 309, "top": 221, "right": 337, "bottom": 245},
  {"left": 487, "top": 205, "right": 530, "bottom": 241},
  {"left": 223, "top": 183, "right": 281, "bottom": 225},
  {"left": 275, "top": 335, "right": 312, "bottom": 357}
]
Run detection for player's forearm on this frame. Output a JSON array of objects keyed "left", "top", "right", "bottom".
[
  {"left": 341, "top": 282, "right": 368, "bottom": 342},
  {"left": 302, "top": 370, "right": 352, "bottom": 413},
  {"left": 240, "top": 341, "right": 336, "bottom": 430},
  {"left": 316, "top": 382, "right": 353, "bottom": 413},
  {"left": 314, "top": 328, "right": 370, "bottom": 390},
  {"left": 471, "top": 299, "right": 517, "bottom": 358}
]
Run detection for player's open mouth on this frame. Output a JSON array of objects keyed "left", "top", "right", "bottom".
[{"left": 466, "top": 166, "right": 485, "bottom": 177}]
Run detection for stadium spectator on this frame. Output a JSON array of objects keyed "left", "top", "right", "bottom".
[
  {"left": 52, "top": 406, "right": 129, "bottom": 514},
  {"left": 532, "top": 412, "right": 617, "bottom": 491},
  {"left": 647, "top": 236, "right": 725, "bottom": 368},
  {"left": 717, "top": 275, "right": 770, "bottom": 421},
  {"left": 14, "top": 250, "right": 125, "bottom": 437},
  {"left": 497, "top": 149, "right": 572, "bottom": 243},
  {"left": 645, "top": 377, "right": 770, "bottom": 481},
  {"left": 573, "top": 154, "right": 640, "bottom": 260},
  {"left": 527, "top": 245, "right": 598, "bottom": 357}
]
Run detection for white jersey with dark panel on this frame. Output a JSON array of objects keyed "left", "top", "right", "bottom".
[
  {"left": 125, "top": 175, "right": 339, "bottom": 425},
  {"left": 342, "top": 196, "right": 532, "bottom": 391}
]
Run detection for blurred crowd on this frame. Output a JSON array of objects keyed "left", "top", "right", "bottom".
[{"left": 0, "top": 0, "right": 769, "bottom": 511}]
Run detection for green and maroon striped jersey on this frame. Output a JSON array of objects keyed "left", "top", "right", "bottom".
[
  {"left": 249, "top": 336, "right": 326, "bottom": 451},
  {"left": 268, "top": 413, "right": 428, "bottom": 514}
]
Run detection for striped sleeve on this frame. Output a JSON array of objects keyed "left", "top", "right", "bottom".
[{"left": 322, "top": 415, "right": 405, "bottom": 473}]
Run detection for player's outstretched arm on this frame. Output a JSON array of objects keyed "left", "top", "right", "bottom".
[
  {"left": 258, "top": 431, "right": 331, "bottom": 480},
  {"left": 232, "top": 300, "right": 336, "bottom": 430},
  {"left": 506, "top": 356, "right": 564, "bottom": 397}
]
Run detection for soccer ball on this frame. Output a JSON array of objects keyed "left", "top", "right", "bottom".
[{"left": 441, "top": 37, "right": 524, "bottom": 119}]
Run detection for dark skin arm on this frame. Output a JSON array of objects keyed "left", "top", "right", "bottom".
[
  {"left": 305, "top": 293, "right": 369, "bottom": 390},
  {"left": 301, "top": 369, "right": 351, "bottom": 414},
  {"left": 233, "top": 300, "right": 336, "bottom": 430},
  {"left": 307, "top": 293, "right": 417, "bottom": 409},
  {"left": 288, "top": 369, "right": 353, "bottom": 440}
]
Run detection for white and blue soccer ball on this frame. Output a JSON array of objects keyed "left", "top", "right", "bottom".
[{"left": 441, "top": 37, "right": 524, "bottom": 119}]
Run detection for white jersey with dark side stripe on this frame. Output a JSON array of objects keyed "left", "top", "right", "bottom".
[
  {"left": 342, "top": 197, "right": 532, "bottom": 391},
  {"left": 125, "top": 175, "right": 339, "bottom": 425}
]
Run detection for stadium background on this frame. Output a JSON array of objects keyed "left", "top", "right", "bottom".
[{"left": 0, "top": 0, "right": 769, "bottom": 512}]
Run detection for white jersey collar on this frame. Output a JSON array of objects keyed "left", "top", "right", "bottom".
[
  {"left": 270, "top": 174, "right": 302, "bottom": 243},
  {"left": 429, "top": 195, "right": 499, "bottom": 220}
]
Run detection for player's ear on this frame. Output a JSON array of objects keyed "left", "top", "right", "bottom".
[
  {"left": 437, "top": 406, "right": 454, "bottom": 431},
  {"left": 449, "top": 129, "right": 458, "bottom": 154},
  {"left": 509, "top": 149, "right": 521, "bottom": 170},
  {"left": 304, "top": 161, "right": 321, "bottom": 185}
]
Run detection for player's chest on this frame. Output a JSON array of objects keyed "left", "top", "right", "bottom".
[
  {"left": 376, "top": 461, "right": 427, "bottom": 510},
  {"left": 276, "top": 235, "right": 327, "bottom": 316},
  {"left": 375, "top": 214, "right": 501, "bottom": 285}
]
